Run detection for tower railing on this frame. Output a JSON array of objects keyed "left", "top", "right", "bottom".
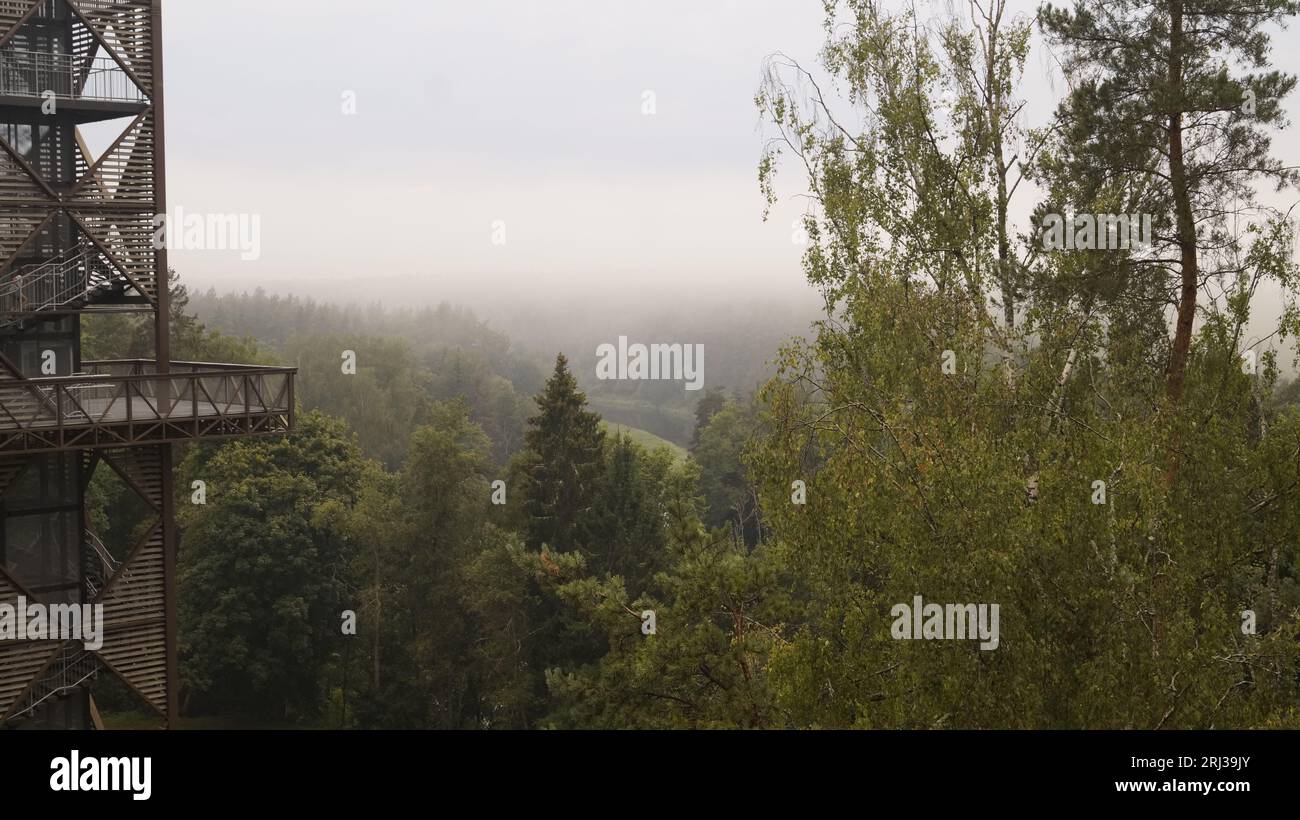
[
  {"left": 0, "top": 360, "right": 296, "bottom": 454},
  {"left": 0, "top": 48, "right": 145, "bottom": 103}
]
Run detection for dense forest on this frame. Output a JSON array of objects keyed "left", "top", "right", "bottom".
[
  {"left": 87, "top": 0, "right": 1300, "bottom": 728},
  {"left": 183, "top": 287, "right": 822, "bottom": 450}
]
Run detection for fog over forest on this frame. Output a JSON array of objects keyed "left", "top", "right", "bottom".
[{"left": 6, "top": 0, "right": 1300, "bottom": 759}]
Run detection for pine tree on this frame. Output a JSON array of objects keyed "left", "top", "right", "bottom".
[
  {"left": 1037, "top": 0, "right": 1300, "bottom": 405},
  {"left": 520, "top": 354, "right": 606, "bottom": 552}
]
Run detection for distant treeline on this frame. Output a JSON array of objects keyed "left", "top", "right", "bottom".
[{"left": 186, "top": 287, "right": 819, "bottom": 448}]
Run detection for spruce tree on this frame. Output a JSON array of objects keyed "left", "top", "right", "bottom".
[
  {"left": 587, "top": 434, "right": 671, "bottom": 594},
  {"left": 520, "top": 354, "right": 606, "bottom": 552}
]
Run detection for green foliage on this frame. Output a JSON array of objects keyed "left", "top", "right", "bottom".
[
  {"left": 690, "top": 388, "right": 728, "bottom": 449},
  {"left": 341, "top": 403, "right": 537, "bottom": 728},
  {"left": 287, "top": 335, "right": 432, "bottom": 469},
  {"left": 693, "top": 400, "right": 763, "bottom": 544},
  {"left": 585, "top": 433, "right": 674, "bottom": 596},
  {"left": 517, "top": 354, "right": 607, "bottom": 552},
  {"left": 176, "top": 411, "right": 365, "bottom": 720},
  {"left": 748, "top": 280, "right": 1300, "bottom": 727},
  {"left": 602, "top": 421, "right": 687, "bottom": 466},
  {"left": 82, "top": 276, "right": 265, "bottom": 364},
  {"left": 184, "top": 291, "right": 538, "bottom": 468},
  {"left": 541, "top": 465, "right": 791, "bottom": 728},
  {"left": 744, "top": 0, "right": 1300, "bottom": 728}
]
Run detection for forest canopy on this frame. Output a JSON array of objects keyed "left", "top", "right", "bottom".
[{"left": 87, "top": 0, "right": 1300, "bottom": 729}]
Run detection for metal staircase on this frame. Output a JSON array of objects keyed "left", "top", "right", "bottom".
[
  {"left": 6, "top": 644, "right": 101, "bottom": 723},
  {"left": 83, "top": 529, "right": 119, "bottom": 600},
  {"left": 0, "top": 241, "right": 126, "bottom": 330}
]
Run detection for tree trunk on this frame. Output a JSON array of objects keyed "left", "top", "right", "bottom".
[
  {"left": 989, "top": 18, "right": 1013, "bottom": 334},
  {"left": 372, "top": 542, "right": 382, "bottom": 690},
  {"left": 1165, "top": 0, "right": 1198, "bottom": 405},
  {"left": 1155, "top": 0, "right": 1195, "bottom": 667}
]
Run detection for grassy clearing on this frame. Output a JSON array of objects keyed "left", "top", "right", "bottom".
[{"left": 601, "top": 421, "right": 689, "bottom": 465}]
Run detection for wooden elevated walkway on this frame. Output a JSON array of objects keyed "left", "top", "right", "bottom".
[{"left": 0, "top": 359, "right": 295, "bottom": 455}]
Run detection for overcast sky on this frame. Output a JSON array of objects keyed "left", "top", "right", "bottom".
[{"left": 156, "top": 0, "right": 1299, "bottom": 323}]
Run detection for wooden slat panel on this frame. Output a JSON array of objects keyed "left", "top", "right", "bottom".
[
  {"left": 0, "top": 145, "right": 53, "bottom": 204},
  {"left": 73, "top": 113, "right": 154, "bottom": 203},
  {"left": 0, "top": 642, "right": 61, "bottom": 719},
  {"left": 0, "top": 455, "right": 28, "bottom": 497},
  {"left": 67, "top": 0, "right": 152, "bottom": 94},
  {"left": 69, "top": 109, "right": 157, "bottom": 301},
  {"left": 0, "top": 1, "right": 38, "bottom": 44},
  {"left": 96, "top": 527, "right": 166, "bottom": 713},
  {"left": 0, "top": 209, "right": 49, "bottom": 272},
  {"left": 0, "top": 567, "right": 62, "bottom": 719},
  {"left": 72, "top": 209, "right": 157, "bottom": 300},
  {"left": 101, "top": 445, "right": 162, "bottom": 507}
]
